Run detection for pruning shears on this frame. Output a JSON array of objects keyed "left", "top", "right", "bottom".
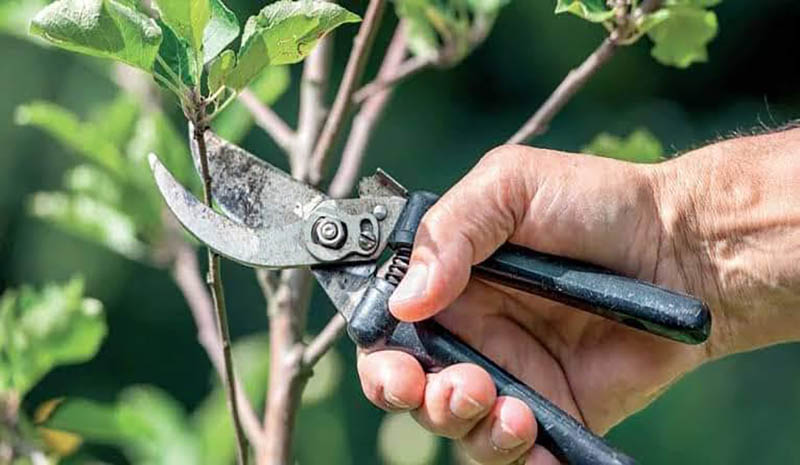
[{"left": 149, "top": 132, "right": 711, "bottom": 465}]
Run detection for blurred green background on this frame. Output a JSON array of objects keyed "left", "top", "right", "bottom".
[{"left": 2, "top": 1, "right": 800, "bottom": 464}]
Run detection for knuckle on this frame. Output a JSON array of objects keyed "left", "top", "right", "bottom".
[{"left": 479, "top": 144, "right": 525, "bottom": 168}]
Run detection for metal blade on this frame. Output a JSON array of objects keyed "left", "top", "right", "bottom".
[
  {"left": 189, "top": 128, "right": 325, "bottom": 229},
  {"left": 312, "top": 263, "right": 376, "bottom": 321},
  {"left": 151, "top": 153, "right": 321, "bottom": 268},
  {"left": 152, "top": 153, "right": 406, "bottom": 269}
]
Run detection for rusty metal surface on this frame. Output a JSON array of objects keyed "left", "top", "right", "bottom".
[
  {"left": 158, "top": 130, "right": 412, "bottom": 319},
  {"left": 189, "top": 128, "right": 322, "bottom": 229}
]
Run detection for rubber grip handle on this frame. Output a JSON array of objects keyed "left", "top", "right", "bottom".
[
  {"left": 347, "top": 278, "right": 636, "bottom": 464},
  {"left": 381, "top": 319, "right": 637, "bottom": 465},
  {"left": 474, "top": 244, "right": 711, "bottom": 344}
]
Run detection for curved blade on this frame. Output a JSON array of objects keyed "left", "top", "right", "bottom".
[
  {"left": 189, "top": 129, "right": 324, "bottom": 228},
  {"left": 150, "top": 154, "right": 318, "bottom": 268}
]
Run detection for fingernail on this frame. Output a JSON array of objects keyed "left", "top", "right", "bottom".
[
  {"left": 491, "top": 419, "right": 525, "bottom": 451},
  {"left": 389, "top": 264, "right": 429, "bottom": 306},
  {"left": 384, "top": 390, "right": 413, "bottom": 410},
  {"left": 450, "top": 389, "right": 485, "bottom": 420}
]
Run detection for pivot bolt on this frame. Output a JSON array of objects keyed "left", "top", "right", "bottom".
[{"left": 313, "top": 218, "right": 346, "bottom": 249}]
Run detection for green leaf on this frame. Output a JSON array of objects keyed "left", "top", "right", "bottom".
[
  {"left": 64, "top": 165, "right": 123, "bottom": 207},
  {"left": 226, "top": 0, "right": 360, "bottom": 90},
  {"left": 202, "top": 0, "right": 239, "bottom": 64},
  {"left": 15, "top": 101, "right": 126, "bottom": 176},
  {"left": 554, "top": 0, "right": 615, "bottom": 23},
  {"left": 211, "top": 65, "right": 290, "bottom": 143},
  {"left": 152, "top": 0, "right": 210, "bottom": 53},
  {"left": 38, "top": 398, "right": 124, "bottom": 443},
  {"left": 582, "top": 128, "right": 664, "bottom": 163},
  {"left": 0, "top": 278, "right": 106, "bottom": 395},
  {"left": 645, "top": 5, "right": 718, "bottom": 68},
  {"left": 88, "top": 93, "right": 141, "bottom": 149},
  {"left": 30, "top": 0, "right": 162, "bottom": 71},
  {"left": 394, "top": 0, "right": 440, "bottom": 60},
  {"left": 207, "top": 49, "right": 235, "bottom": 97},
  {"left": 395, "top": 0, "right": 499, "bottom": 64},
  {"left": 41, "top": 386, "right": 200, "bottom": 465},
  {"left": 29, "top": 192, "right": 147, "bottom": 259},
  {"left": 154, "top": 19, "right": 199, "bottom": 88}
]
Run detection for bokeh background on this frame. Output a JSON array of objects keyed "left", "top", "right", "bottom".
[{"left": 2, "top": 1, "right": 800, "bottom": 464}]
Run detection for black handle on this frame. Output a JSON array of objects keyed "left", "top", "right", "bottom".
[
  {"left": 393, "top": 191, "right": 711, "bottom": 344},
  {"left": 347, "top": 278, "right": 636, "bottom": 465},
  {"left": 474, "top": 244, "right": 711, "bottom": 344},
  {"left": 391, "top": 320, "right": 636, "bottom": 465}
]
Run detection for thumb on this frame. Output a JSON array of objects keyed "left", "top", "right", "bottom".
[{"left": 388, "top": 146, "right": 533, "bottom": 321}]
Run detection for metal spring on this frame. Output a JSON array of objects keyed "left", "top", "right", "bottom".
[{"left": 386, "top": 245, "right": 411, "bottom": 286}]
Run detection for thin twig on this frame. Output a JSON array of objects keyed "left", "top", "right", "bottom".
[
  {"left": 292, "top": 37, "right": 334, "bottom": 178},
  {"left": 308, "top": 0, "right": 388, "bottom": 184},
  {"left": 239, "top": 90, "right": 296, "bottom": 154},
  {"left": 352, "top": 54, "right": 430, "bottom": 105},
  {"left": 193, "top": 116, "right": 249, "bottom": 465},
  {"left": 169, "top": 233, "right": 263, "bottom": 446},
  {"left": 506, "top": 0, "right": 663, "bottom": 144},
  {"left": 329, "top": 24, "right": 411, "bottom": 198},
  {"left": 303, "top": 314, "right": 347, "bottom": 368},
  {"left": 506, "top": 36, "right": 618, "bottom": 144}
]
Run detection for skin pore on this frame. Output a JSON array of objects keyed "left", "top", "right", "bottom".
[{"left": 357, "top": 128, "right": 800, "bottom": 464}]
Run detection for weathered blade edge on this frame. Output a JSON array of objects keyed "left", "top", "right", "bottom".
[{"left": 149, "top": 153, "right": 317, "bottom": 268}]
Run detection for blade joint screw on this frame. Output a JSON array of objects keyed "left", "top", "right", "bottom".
[
  {"left": 313, "top": 218, "right": 346, "bottom": 249},
  {"left": 359, "top": 231, "right": 377, "bottom": 252}
]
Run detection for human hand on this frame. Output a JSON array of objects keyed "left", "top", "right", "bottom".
[{"left": 357, "top": 129, "right": 800, "bottom": 464}]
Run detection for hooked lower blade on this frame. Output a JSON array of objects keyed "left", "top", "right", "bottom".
[
  {"left": 189, "top": 129, "right": 325, "bottom": 229},
  {"left": 151, "top": 153, "right": 320, "bottom": 268}
]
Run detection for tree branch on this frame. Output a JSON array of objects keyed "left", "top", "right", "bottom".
[
  {"left": 329, "top": 24, "right": 411, "bottom": 199},
  {"left": 506, "top": 0, "right": 663, "bottom": 144},
  {"left": 169, "top": 232, "right": 263, "bottom": 447},
  {"left": 239, "top": 90, "right": 295, "bottom": 154},
  {"left": 260, "top": 269, "right": 313, "bottom": 465},
  {"left": 192, "top": 114, "right": 249, "bottom": 465},
  {"left": 303, "top": 313, "right": 347, "bottom": 368},
  {"left": 292, "top": 37, "right": 334, "bottom": 178},
  {"left": 308, "top": 0, "right": 388, "bottom": 184},
  {"left": 258, "top": 32, "right": 336, "bottom": 465},
  {"left": 506, "top": 36, "right": 618, "bottom": 144},
  {"left": 352, "top": 54, "right": 429, "bottom": 105}
]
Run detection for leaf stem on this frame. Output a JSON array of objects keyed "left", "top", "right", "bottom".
[
  {"left": 152, "top": 72, "right": 188, "bottom": 105},
  {"left": 155, "top": 55, "right": 188, "bottom": 95},
  {"left": 206, "top": 93, "right": 238, "bottom": 123}
]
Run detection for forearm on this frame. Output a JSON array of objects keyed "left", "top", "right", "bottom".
[{"left": 651, "top": 128, "right": 800, "bottom": 357}]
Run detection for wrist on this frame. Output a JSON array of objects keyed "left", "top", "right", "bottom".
[{"left": 649, "top": 129, "right": 800, "bottom": 358}]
